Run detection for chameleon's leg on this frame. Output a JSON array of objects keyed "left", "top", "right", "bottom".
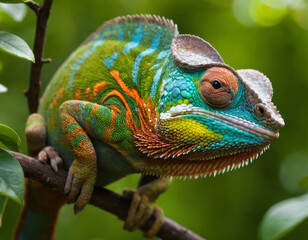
[
  {"left": 25, "top": 113, "right": 47, "bottom": 156},
  {"left": 123, "top": 175, "right": 171, "bottom": 238},
  {"left": 26, "top": 113, "right": 62, "bottom": 171},
  {"left": 15, "top": 114, "right": 66, "bottom": 240},
  {"left": 59, "top": 100, "right": 116, "bottom": 213}
]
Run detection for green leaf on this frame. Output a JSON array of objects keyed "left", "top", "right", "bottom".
[
  {"left": 0, "top": 1, "right": 30, "bottom": 3},
  {"left": 0, "top": 196, "right": 8, "bottom": 227},
  {"left": 0, "top": 84, "right": 7, "bottom": 93},
  {"left": 0, "top": 3, "right": 27, "bottom": 22},
  {"left": 0, "top": 148, "right": 24, "bottom": 204},
  {"left": 0, "top": 31, "right": 34, "bottom": 62},
  {"left": 0, "top": 124, "right": 21, "bottom": 152},
  {"left": 259, "top": 192, "right": 308, "bottom": 240}
]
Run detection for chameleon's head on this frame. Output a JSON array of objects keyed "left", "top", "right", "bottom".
[{"left": 145, "top": 34, "right": 284, "bottom": 176}]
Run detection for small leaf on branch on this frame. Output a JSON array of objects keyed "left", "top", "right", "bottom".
[
  {"left": 0, "top": 1, "right": 30, "bottom": 3},
  {"left": 0, "top": 124, "right": 21, "bottom": 152},
  {"left": 259, "top": 192, "right": 308, "bottom": 240},
  {"left": 0, "top": 84, "right": 7, "bottom": 93},
  {"left": 0, "top": 31, "right": 34, "bottom": 62},
  {"left": 0, "top": 3, "right": 27, "bottom": 21},
  {"left": 0, "top": 148, "right": 24, "bottom": 204}
]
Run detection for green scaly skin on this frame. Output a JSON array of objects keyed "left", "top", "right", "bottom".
[{"left": 16, "top": 15, "right": 284, "bottom": 239}]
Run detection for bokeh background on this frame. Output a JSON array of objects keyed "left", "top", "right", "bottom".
[{"left": 1, "top": 0, "right": 308, "bottom": 239}]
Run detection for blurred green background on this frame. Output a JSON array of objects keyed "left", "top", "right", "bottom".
[{"left": 1, "top": 0, "right": 308, "bottom": 239}]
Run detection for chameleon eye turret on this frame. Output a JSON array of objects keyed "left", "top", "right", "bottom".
[{"left": 200, "top": 67, "right": 239, "bottom": 108}]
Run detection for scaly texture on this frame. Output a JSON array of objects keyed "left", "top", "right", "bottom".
[
  {"left": 37, "top": 13, "right": 284, "bottom": 185},
  {"left": 18, "top": 14, "right": 284, "bottom": 239}
]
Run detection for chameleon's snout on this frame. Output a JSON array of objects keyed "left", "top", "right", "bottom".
[
  {"left": 254, "top": 102, "right": 285, "bottom": 134},
  {"left": 236, "top": 69, "right": 285, "bottom": 135}
]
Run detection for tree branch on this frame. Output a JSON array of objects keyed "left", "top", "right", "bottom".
[
  {"left": 24, "top": 0, "right": 53, "bottom": 114},
  {"left": 9, "top": 151, "right": 205, "bottom": 240},
  {"left": 25, "top": 1, "right": 40, "bottom": 14}
]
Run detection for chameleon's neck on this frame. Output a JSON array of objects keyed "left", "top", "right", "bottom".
[{"left": 14, "top": 180, "right": 66, "bottom": 240}]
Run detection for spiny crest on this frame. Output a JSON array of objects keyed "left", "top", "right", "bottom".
[
  {"left": 103, "top": 14, "right": 178, "bottom": 33},
  {"left": 83, "top": 14, "right": 179, "bottom": 45}
]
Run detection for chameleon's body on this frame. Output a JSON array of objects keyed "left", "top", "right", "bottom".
[{"left": 16, "top": 15, "right": 284, "bottom": 239}]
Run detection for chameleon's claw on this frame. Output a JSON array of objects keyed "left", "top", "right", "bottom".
[
  {"left": 64, "top": 160, "right": 96, "bottom": 214},
  {"left": 38, "top": 146, "right": 62, "bottom": 172},
  {"left": 64, "top": 171, "right": 73, "bottom": 195},
  {"left": 123, "top": 189, "right": 142, "bottom": 230},
  {"left": 134, "top": 194, "right": 152, "bottom": 227},
  {"left": 74, "top": 179, "right": 95, "bottom": 214},
  {"left": 67, "top": 176, "right": 81, "bottom": 204},
  {"left": 123, "top": 188, "right": 164, "bottom": 238},
  {"left": 144, "top": 206, "right": 164, "bottom": 238}
]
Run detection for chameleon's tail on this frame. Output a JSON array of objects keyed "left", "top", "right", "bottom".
[{"left": 14, "top": 180, "right": 66, "bottom": 240}]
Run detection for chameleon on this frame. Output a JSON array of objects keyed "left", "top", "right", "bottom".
[{"left": 15, "top": 14, "right": 284, "bottom": 239}]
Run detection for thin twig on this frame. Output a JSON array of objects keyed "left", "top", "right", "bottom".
[
  {"left": 9, "top": 151, "right": 205, "bottom": 240},
  {"left": 42, "top": 58, "right": 52, "bottom": 63},
  {"left": 25, "top": 1, "right": 40, "bottom": 14},
  {"left": 24, "top": 0, "right": 53, "bottom": 114}
]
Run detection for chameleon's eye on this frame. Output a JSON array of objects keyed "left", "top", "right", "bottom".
[
  {"left": 211, "top": 80, "right": 221, "bottom": 89},
  {"left": 200, "top": 67, "right": 239, "bottom": 108}
]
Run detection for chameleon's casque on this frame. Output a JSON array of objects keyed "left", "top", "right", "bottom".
[{"left": 17, "top": 15, "right": 284, "bottom": 239}]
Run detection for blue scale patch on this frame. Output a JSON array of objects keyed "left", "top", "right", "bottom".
[
  {"left": 103, "top": 51, "right": 121, "bottom": 69},
  {"left": 171, "top": 88, "right": 180, "bottom": 98},
  {"left": 159, "top": 74, "right": 198, "bottom": 111},
  {"left": 123, "top": 25, "right": 143, "bottom": 54},
  {"left": 132, "top": 32, "right": 162, "bottom": 84},
  {"left": 118, "top": 28, "right": 124, "bottom": 41},
  {"left": 150, "top": 50, "right": 171, "bottom": 99},
  {"left": 150, "top": 67, "right": 163, "bottom": 99}
]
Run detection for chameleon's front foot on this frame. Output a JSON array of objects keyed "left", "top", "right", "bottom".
[
  {"left": 64, "top": 160, "right": 97, "bottom": 214},
  {"left": 38, "top": 146, "right": 63, "bottom": 172},
  {"left": 123, "top": 188, "right": 164, "bottom": 238}
]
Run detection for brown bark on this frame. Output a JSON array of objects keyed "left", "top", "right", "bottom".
[
  {"left": 9, "top": 151, "right": 205, "bottom": 240},
  {"left": 24, "top": 0, "right": 53, "bottom": 114}
]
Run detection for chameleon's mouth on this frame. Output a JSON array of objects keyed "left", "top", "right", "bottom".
[{"left": 160, "top": 104, "right": 279, "bottom": 140}]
